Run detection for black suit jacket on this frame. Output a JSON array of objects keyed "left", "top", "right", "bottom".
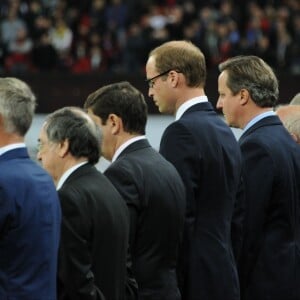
[
  {"left": 104, "top": 139, "right": 186, "bottom": 300},
  {"left": 237, "top": 116, "right": 300, "bottom": 300},
  {"left": 160, "top": 102, "right": 242, "bottom": 300},
  {"left": 57, "top": 163, "right": 129, "bottom": 300}
]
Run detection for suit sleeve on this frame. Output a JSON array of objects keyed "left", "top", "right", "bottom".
[
  {"left": 105, "top": 165, "right": 139, "bottom": 250},
  {"left": 159, "top": 122, "right": 201, "bottom": 290},
  {"left": 159, "top": 122, "right": 200, "bottom": 224},
  {"left": 104, "top": 165, "right": 139, "bottom": 300},
  {"left": 231, "top": 176, "right": 245, "bottom": 263},
  {"left": 58, "top": 188, "right": 105, "bottom": 300},
  {"left": 238, "top": 140, "right": 274, "bottom": 289}
]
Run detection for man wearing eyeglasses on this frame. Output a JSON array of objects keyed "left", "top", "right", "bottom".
[
  {"left": 37, "top": 107, "right": 130, "bottom": 300},
  {"left": 146, "top": 40, "right": 243, "bottom": 300}
]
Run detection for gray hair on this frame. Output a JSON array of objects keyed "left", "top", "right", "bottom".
[
  {"left": 284, "top": 116, "right": 300, "bottom": 139},
  {"left": 0, "top": 77, "right": 36, "bottom": 136},
  {"left": 44, "top": 107, "right": 101, "bottom": 164},
  {"left": 276, "top": 105, "right": 300, "bottom": 142},
  {"left": 290, "top": 93, "right": 300, "bottom": 105}
]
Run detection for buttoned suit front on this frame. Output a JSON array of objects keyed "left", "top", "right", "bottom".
[
  {"left": 104, "top": 139, "right": 186, "bottom": 300},
  {"left": 237, "top": 115, "right": 300, "bottom": 300},
  {"left": 0, "top": 147, "right": 61, "bottom": 300},
  {"left": 57, "top": 163, "right": 130, "bottom": 300},
  {"left": 159, "top": 102, "right": 242, "bottom": 300}
]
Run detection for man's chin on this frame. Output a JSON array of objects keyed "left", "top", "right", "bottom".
[
  {"left": 223, "top": 117, "right": 235, "bottom": 128},
  {"left": 159, "top": 107, "right": 174, "bottom": 115}
]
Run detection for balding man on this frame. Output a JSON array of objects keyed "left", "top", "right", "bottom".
[
  {"left": 276, "top": 105, "right": 300, "bottom": 144},
  {"left": 37, "top": 107, "right": 130, "bottom": 300}
]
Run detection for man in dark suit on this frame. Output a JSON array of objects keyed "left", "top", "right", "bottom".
[
  {"left": 0, "top": 77, "right": 61, "bottom": 300},
  {"left": 84, "top": 81, "right": 186, "bottom": 300},
  {"left": 37, "top": 107, "right": 130, "bottom": 300},
  {"left": 217, "top": 55, "right": 300, "bottom": 300},
  {"left": 145, "top": 40, "right": 242, "bottom": 300}
]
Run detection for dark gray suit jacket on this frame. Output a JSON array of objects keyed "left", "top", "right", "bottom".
[
  {"left": 237, "top": 116, "right": 300, "bottom": 300},
  {"left": 57, "top": 163, "right": 129, "bottom": 300},
  {"left": 105, "top": 139, "right": 186, "bottom": 300},
  {"left": 160, "top": 102, "right": 242, "bottom": 300}
]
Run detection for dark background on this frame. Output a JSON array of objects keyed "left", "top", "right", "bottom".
[{"left": 17, "top": 71, "right": 300, "bottom": 114}]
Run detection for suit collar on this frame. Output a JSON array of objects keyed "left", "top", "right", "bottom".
[
  {"left": 243, "top": 110, "right": 276, "bottom": 132},
  {"left": 112, "top": 136, "right": 146, "bottom": 162},
  {"left": 0, "top": 147, "right": 29, "bottom": 162},
  {"left": 240, "top": 115, "right": 282, "bottom": 140},
  {"left": 57, "top": 161, "right": 88, "bottom": 190},
  {"left": 60, "top": 163, "right": 95, "bottom": 187},
  {"left": 116, "top": 139, "right": 151, "bottom": 159},
  {"left": 0, "top": 143, "right": 26, "bottom": 156},
  {"left": 176, "top": 96, "right": 208, "bottom": 120},
  {"left": 180, "top": 101, "right": 214, "bottom": 118}
]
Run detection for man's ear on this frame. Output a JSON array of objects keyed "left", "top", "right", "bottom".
[
  {"left": 169, "top": 70, "right": 180, "bottom": 88},
  {"left": 58, "top": 139, "right": 69, "bottom": 158},
  {"left": 108, "top": 113, "right": 122, "bottom": 135},
  {"left": 240, "top": 89, "right": 250, "bottom": 106}
]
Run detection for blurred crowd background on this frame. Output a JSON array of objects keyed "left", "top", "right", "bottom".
[{"left": 0, "top": 0, "right": 299, "bottom": 76}]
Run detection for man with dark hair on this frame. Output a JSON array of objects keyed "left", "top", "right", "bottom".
[
  {"left": 217, "top": 55, "right": 300, "bottom": 300},
  {"left": 84, "top": 81, "right": 186, "bottom": 300},
  {"left": 0, "top": 77, "right": 61, "bottom": 300},
  {"left": 37, "top": 106, "right": 130, "bottom": 300}
]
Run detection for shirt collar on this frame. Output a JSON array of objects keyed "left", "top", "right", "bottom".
[
  {"left": 112, "top": 136, "right": 146, "bottom": 162},
  {"left": 175, "top": 96, "right": 208, "bottom": 120},
  {"left": 243, "top": 110, "right": 276, "bottom": 133},
  {"left": 56, "top": 161, "right": 88, "bottom": 190},
  {"left": 0, "top": 143, "right": 26, "bottom": 156}
]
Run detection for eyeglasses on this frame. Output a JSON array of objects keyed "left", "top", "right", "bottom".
[
  {"left": 146, "top": 69, "right": 172, "bottom": 88},
  {"left": 37, "top": 139, "right": 54, "bottom": 152}
]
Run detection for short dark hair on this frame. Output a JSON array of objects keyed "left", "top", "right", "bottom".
[
  {"left": 219, "top": 55, "right": 279, "bottom": 108},
  {"left": 84, "top": 81, "right": 147, "bottom": 135},
  {"left": 44, "top": 107, "right": 101, "bottom": 164}
]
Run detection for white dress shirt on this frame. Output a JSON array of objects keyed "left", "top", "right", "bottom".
[{"left": 175, "top": 96, "right": 208, "bottom": 120}]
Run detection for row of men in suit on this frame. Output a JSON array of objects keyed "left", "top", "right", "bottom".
[
  {"left": 1, "top": 39, "right": 300, "bottom": 300},
  {"left": 0, "top": 77, "right": 185, "bottom": 300}
]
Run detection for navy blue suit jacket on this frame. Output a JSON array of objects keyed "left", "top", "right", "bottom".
[
  {"left": 0, "top": 147, "right": 61, "bottom": 300},
  {"left": 160, "top": 102, "right": 242, "bottom": 300},
  {"left": 237, "top": 116, "right": 300, "bottom": 300}
]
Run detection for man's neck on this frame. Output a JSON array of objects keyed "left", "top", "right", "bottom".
[
  {"left": 175, "top": 87, "right": 206, "bottom": 113},
  {"left": 0, "top": 132, "right": 24, "bottom": 147},
  {"left": 241, "top": 107, "right": 273, "bottom": 129}
]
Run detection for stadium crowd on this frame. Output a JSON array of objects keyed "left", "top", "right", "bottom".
[{"left": 0, "top": 0, "right": 299, "bottom": 75}]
